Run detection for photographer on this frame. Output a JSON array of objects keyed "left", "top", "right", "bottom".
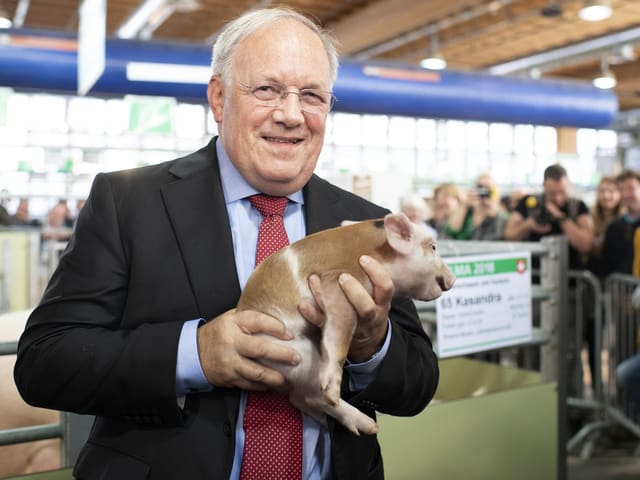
[
  {"left": 504, "top": 164, "right": 593, "bottom": 271},
  {"left": 504, "top": 164, "right": 593, "bottom": 410},
  {"left": 445, "top": 174, "right": 507, "bottom": 240}
]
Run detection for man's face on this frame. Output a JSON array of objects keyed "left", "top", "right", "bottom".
[
  {"left": 208, "top": 19, "right": 331, "bottom": 196},
  {"left": 618, "top": 178, "right": 640, "bottom": 214},
  {"left": 543, "top": 177, "right": 569, "bottom": 208}
]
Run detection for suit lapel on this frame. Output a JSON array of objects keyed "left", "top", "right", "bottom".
[
  {"left": 161, "top": 139, "right": 241, "bottom": 319},
  {"left": 304, "top": 175, "right": 347, "bottom": 234}
]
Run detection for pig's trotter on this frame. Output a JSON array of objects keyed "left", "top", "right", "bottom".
[
  {"left": 326, "top": 399, "right": 379, "bottom": 436},
  {"left": 319, "top": 368, "right": 341, "bottom": 407}
]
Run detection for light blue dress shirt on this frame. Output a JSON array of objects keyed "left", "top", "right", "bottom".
[{"left": 175, "top": 138, "right": 391, "bottom": 479}]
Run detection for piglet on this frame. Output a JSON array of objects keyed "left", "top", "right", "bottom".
[{"left": 236, "top": 212, "right": 455, "bottom": 435}]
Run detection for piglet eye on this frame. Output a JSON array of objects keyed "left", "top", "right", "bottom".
[{"left": 431, "top": 243, "right": 437, "bottom": 253}]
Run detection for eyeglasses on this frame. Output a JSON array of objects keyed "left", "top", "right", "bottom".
[{"left": 238, "top": 81, "right": 336, "bottom": 115}]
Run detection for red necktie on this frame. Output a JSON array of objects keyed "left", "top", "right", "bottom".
[{"left": 240, "top": 194, "right": 303, "bottom": 480}]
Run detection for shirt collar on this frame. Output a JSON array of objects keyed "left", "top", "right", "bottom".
[{"left": 216, "top": 138, "right": 304, "bottom": 205}]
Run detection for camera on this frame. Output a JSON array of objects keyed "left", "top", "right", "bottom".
[
  {"left": 475, "top": 185, "right": 492, "bottom": 199},
  {"left": 534, "top": 197, "right": 555, "bottom": 226}
]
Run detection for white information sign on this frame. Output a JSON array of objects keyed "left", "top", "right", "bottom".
[
  {"left": 436, "top": 251, "right": 532, "bottom": 358},
  {"left": 78, "top": 0, "right": 106, "bottom": 96}
]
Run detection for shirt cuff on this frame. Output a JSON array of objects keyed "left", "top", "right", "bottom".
[
  {"left": 344, "top": 320, "right": 392, "bottom": 391},
  {"left": 176, "top": 318, "right": 214, "bottom": 397}
]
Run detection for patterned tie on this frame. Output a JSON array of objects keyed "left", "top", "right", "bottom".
[{"left": 240, "top": 194, "right": 303, "bottom": 480}]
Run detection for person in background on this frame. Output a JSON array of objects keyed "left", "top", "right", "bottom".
[
  {"left": 14, "top": 8, "right": 439, "bottom": 479},
  {"left": 444, "top": 173, "right": 507, "bottom": 241},
  {"left": 400, "top": 193, "right": 437, "bottom": 238},
  {"left": 0, "top": 204, "right": 12, "bottom": 226},
  {"left": 428, "top": 182, "right": 464, "bottom": 238},
  {"left": 580, "top": 176, "right": 624, "bottom": 390},
  {"left": 64, "top": 198, "right": 87, "bottom": 229},
  {"left": 0, "top": 189, "right": 12, "bottom": 226},
  {"left": 504, "top": 164, "right": 593, "bottom": 269},
  {"left": 616, "top": 350, "right": 640, "bottom": 416},
  {"left": 41, "top": 201, "right": 73, "bottom": 242},
  {"left": 600, "top": 170, "right": 640, "bottom": 276},
  {"left": 11, "top": 198, "right": 42, "bottom": 227},
  {"left": 500, "top": 188, "right": 528, "bottom": 216},
  {"left": 590, "top": 176, "right": 624, "bottom": 262},
  {"left": 600, "top": 170, "right": 640, "bottom": 418},
  {"left": 504, "top": 164, "right": 593, "bottom": 405}
]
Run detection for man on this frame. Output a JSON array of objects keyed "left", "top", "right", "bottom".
[
  {"left": 14, "top": 7, "right": 438, "bottom": 480},
  {"left": 601, "top": 170, "right": 640, "bottom": 419},
  {"left": 504, "top": 164, "right": 593, "bottom": 402},
  {"left": 503, "top": 164, "right": 593, "bottom": 270}
]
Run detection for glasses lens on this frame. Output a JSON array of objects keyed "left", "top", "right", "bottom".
[{"left": 242, "top": 82, "right": 335, "bottom": 114}]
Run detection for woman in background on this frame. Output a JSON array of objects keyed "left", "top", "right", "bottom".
[
  {"left": 444, "top": 173, "right": 507, "bottom": 241},
  {"left": 590, "top": 175, "right": 624, "bottom": 260},
  {"left": 428, "top": 182, "right": 464, "bottom": 238}
]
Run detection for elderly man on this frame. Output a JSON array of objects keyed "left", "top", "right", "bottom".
[{"left": 15, "top": 7, "right": 438, "bottom": 479}]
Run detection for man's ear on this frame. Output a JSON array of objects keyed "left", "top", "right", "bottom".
[
  {"left": 207, "top": 75, "right": 224, "bottom": 122},
  {"left": 384, "top": 212, "right": 417, "bottom": 256}
]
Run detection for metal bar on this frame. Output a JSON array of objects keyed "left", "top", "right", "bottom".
[
  {"left": 0, "top": 341, "right": 18, "bottom": 355},
  {"left": 0, "top": 424, "right": 62, "bottom": 446},
  {"left": 539, "top": 235, "right": 567, "bottom": 480}
]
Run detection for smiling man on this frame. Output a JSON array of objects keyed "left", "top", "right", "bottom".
[{"left": 14, "top": 7, "right": 439, "bottom": 480}]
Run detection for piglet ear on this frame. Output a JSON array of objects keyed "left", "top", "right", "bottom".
[{"left": 384, "top": 212, "right": 417, "bottom": 256}]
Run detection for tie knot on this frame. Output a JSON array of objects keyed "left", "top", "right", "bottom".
[{"left": 249, "top": 194, "right": 288, "bottom": 218}]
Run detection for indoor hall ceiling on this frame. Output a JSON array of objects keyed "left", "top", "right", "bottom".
[{"left": 2, "top": 0, "right": 640, "bottom": 111}]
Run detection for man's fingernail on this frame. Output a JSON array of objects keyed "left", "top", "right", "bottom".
[
  {"left": 360, "top": 255, "right": 371, "bottom": 265},
  {"left": 292, "top": 353, "right": 301, "bottom": 364},
  {"left": 339, "top": 273, "right": 349, "bottom": 284}
]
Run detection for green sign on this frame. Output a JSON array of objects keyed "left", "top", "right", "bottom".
[
  {"left": 128, "top": 97, "right": 175, "bottom": 135},
  {"left": 446, "top": 257, "right": 529, "bottom": 278}
]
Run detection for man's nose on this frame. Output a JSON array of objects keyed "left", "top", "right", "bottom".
[{"left": 274, "top": 92, "right": 305, "bottom": 124}]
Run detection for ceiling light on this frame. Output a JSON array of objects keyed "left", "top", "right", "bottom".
[
  {"left": 420, "top": 55, "right": 447, "bottom": 70},
  {"left": 593, "top": 56, "right": 616, "bottom": 89},
  {"left": 579, "top": 0, "right": 612, "bottom": 22},
  {"left": 0, "top": 6, "right": 12, "bottom": 28},
  {"left": 420, "top": 33, "right": 447, "bottom": 70}
]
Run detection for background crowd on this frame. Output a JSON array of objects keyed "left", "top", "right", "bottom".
[{"left": 400, "top": 164, "right": 640, "bottom": 422}]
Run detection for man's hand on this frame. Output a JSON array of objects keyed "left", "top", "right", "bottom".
[
  {"left": 339, "top": 255, "right": 392, "bottom": 362},
  {"left": 526, "top": 216, "right": 552, "bottom": 235},
  {"left": 196, "top": 309, "right": 301, "bottom": 391},
  {"left": 544, "top": 201, "right": 567, "bottom": 223}
]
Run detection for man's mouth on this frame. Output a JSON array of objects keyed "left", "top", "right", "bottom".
[{"left": 264, "top": 136, "right": 302, "bottom": 144}]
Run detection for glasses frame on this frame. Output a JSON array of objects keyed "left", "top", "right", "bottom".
[{"left": 237, "top": 81, "right": 337, "bottom": 115}]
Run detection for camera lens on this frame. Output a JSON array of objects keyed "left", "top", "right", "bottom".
[{"left": 476, "top": 186, "right": 491, "bottom": 198}]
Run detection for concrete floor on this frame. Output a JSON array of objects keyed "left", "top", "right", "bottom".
[{"left": 568, "top": 436, "right": 640, "bottom": 480}]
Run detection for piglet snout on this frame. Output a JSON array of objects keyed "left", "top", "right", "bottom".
[{"left": 437, "top": 274, "right": 455, "bottom": 292}]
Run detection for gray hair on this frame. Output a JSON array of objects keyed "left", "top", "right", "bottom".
[{"left": 211, "top": 7, "right": 339, "bottom": 88}]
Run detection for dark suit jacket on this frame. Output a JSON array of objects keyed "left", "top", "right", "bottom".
[{"left": 14, "top": 138, "right": 438, "bottom": 480}]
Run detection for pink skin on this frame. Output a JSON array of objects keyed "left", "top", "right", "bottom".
[
  {"left": 597, "top": 180, "right": 620, "bottom": 213},
  {"left": 207, "top": 18, "right": 331, "bottom": 197},
  {"left": 618, "top": 178, "right": 640, "bottom": 217}
]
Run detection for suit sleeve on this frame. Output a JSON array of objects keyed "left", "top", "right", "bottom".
[
  {"left": 344, "top": 296, "right": 438, "bottom": 417},
  {"left": 14, "top": 173, "right": 185, "bottom": 426}
]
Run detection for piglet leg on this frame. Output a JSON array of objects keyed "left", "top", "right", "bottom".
[{"left": 308, "top": 274, "right": 358, "bottom": 406}]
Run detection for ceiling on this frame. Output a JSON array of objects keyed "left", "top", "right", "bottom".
[{"left": 3, "top": 0, "right": 640, "bottom": 111}]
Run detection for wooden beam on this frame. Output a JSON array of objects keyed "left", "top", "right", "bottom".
[{"left": 326, "top": 0, "right": 483, "bottom": 55}]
